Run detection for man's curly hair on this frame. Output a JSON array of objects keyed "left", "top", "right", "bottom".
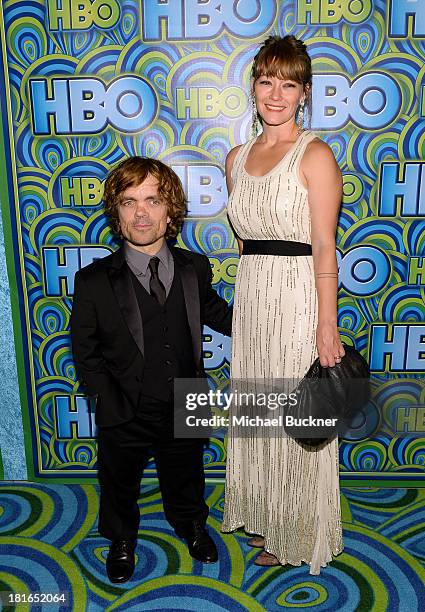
[{"left": 103, "top": 157, "right": 187, "bottom": 239}]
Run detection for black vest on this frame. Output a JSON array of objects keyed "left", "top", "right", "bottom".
[{"left": 130, "top": 266, "right": 196, "bottom": 402}]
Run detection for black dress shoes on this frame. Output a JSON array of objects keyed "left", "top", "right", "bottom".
[
  {"left": 176, "top": 522, "right": 218, "bottom": 563},
  {"left": 106, "top": 539, "right": 136, "bottom": 583}
]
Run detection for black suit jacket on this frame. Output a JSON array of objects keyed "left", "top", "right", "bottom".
[{"left": 70, "top": 245, "right": 232, "bottom": 427}]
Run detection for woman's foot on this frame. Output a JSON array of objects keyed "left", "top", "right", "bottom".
[
  {"left": 247, "top": 535, "right": 265, "bottom": 548},
  {"left": 254, "top": 551, "right": 281, "bottom": 566}
]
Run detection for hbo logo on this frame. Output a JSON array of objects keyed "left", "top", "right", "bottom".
[
  {"left": 175, "top": 87, "right": 246, "bottom": 120},
  {"left": 47, "top": 0, "right": 120, "bottom": 30},
  {"left": 297, "top": 0, "right": 372, "bottom": 24},
  {"left": 312, "top": 73, "right": 401, "bottom": 130},
  {"left": 337, "top": 246, "right": 391, "bottom": 296},
  {"left": 29, "top": 77, "right": 158, "bottom": 135},
  {"left": 141, "top": 0, "right": 276, "bottom": 41}
]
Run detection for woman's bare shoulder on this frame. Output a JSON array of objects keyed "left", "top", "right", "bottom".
[
  {"left": 303, "top": 136, "right": 339, "bottom": 170},
  {"left": 225, "top": 144, "right": 244, "bottom": 174},
  {"left": 306, "top": 135, "right": 333, "bottom": 154}
]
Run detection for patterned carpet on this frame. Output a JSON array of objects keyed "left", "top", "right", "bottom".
[{"left": 1, "top": 484, "right": 425, "bottom": 611}]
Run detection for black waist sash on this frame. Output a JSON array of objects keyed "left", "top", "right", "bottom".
[{"left": 242, "top": 240, "right": 312, "bottom": 256}]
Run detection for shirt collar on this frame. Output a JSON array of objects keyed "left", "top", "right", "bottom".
[{"left": 124, "top": 241, "right": 171, "bottom": 276}]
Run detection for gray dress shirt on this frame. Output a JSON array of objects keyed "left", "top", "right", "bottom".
[{"left": 124, "top": 241, "right": 174, "bottom": 297}]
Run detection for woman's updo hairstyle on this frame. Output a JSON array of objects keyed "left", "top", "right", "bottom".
[{"left": 251, "top": 35, "right": 312, "bottom": 109}]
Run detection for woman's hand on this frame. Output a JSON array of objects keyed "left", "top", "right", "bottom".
[{"left": 316, "top": 321, "right": 345, "bottom": 367}]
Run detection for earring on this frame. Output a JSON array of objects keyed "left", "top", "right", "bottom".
[
  {"left": 251, "top": 96, "right": 260, "bottom": 138},
  {"left": 297, "top": 100, "right": 305, "bottom": 133}
]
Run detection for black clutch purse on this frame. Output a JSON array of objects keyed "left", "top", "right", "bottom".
[{"left": 284, "top": 344, "right": 370, "bottom": 446}]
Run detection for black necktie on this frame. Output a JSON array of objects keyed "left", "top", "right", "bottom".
[{"left": 148, "top": 257, "right": 166, "bottom": 305}]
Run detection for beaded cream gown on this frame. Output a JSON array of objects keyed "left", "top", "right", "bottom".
[{"left": 221, "top": 130, "right": 343, "bottom": 575}]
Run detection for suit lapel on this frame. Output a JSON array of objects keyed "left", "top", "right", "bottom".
[
  {"left": 172, "top": 247, "right": 202, "bottom": 368},
  {"left": 106, "top": 245, "right": 202, "bottom": 365},
  {"left": 107, "top": 248, "right": 144, "bottom": 357}
]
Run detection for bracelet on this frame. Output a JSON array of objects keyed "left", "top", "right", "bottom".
[{"left": 315, "top": 272, "right": 338, "bottom": 278}]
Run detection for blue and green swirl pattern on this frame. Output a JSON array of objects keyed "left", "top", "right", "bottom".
[
  {"left": 1, "top": 483, "right": 425, "bottom": 610},
  {"left": 1, "top": 0, "right": 424, "bottom": 478}
]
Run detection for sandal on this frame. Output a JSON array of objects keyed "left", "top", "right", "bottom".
[
  {"left": 254, "top": 551, "right": 281, "bottom": 566},
  {"left": 247, "top": 536, "right": 265, "bottom": 548}
]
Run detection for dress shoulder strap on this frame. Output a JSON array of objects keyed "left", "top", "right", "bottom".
[
  {"left": 286, "top": 130, "right": 318, "bottom": 177},
  {"left": 230, "top": 139, "right": 255, "bottom": 183}
]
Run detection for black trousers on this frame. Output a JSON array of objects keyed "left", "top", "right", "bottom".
[{"left": 97, "top": 398, "right": 209, "bottom": 541}]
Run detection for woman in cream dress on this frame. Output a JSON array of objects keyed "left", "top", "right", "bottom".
[{"left": 221, "top": 36, "right": 344, "bottom": 574}]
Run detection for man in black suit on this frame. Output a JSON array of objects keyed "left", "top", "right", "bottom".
[{"left": 70, "top": 157, "right": 232, "bottom": 583}]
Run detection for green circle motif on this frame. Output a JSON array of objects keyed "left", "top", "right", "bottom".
[{"left": 276, "top": 582, "right": 328, "bottom": 607}]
